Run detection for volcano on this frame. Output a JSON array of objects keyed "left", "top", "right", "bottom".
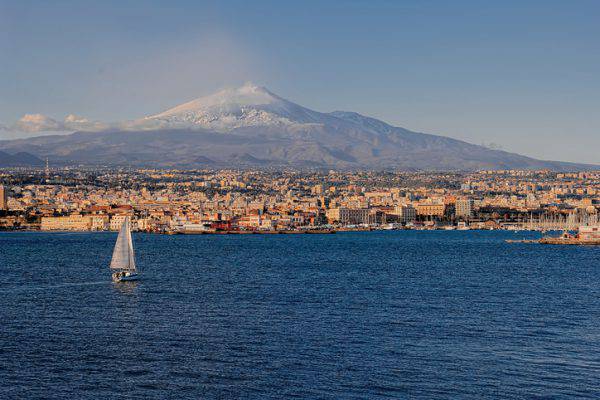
[{"left": 0, "top": 83, "right": 594, "bottom": 170}]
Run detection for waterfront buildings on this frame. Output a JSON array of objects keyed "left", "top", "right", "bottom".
[
  {"left": 455, "top": 198, "right": 474, "bottom": 219},
  {"left": 416, "top": 203, "right": 445, "bottom": 218},
  {"left": 0, "top": 168, "right": 598, "bottom": 232},
  {"left": 394, "top": 205, "right": 417, "bottom": 223},
  {"left": 578, "top": 225, "right": 600, "bottom": 241},
  {"left": 338, "top": 208, "right": 371, "bottom": 226},
  {"left": 41, "top": 214, "right": 94, "bottom": 231}
]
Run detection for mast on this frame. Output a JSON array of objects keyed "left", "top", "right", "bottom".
[{"left": 127, "top": 218, "right": 136, "bottom": 271}]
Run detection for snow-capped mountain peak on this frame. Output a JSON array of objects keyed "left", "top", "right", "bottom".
[
  {"left": 150, "top": 83, "right": 281, "bottom": 118},
  {"left": 144, "top": 82, "right": 321, "bottom": 131}
]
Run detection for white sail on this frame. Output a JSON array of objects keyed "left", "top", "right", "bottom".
[{"left": 110, "top": 217, "right": 136, "bottom": 271}]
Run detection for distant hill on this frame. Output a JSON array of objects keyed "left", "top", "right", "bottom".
[
  {"left": 0, "top": 83, "right": 595, "bottom": 171},
  {"left": 0, "top": 150, "right": 44, "bottom": 167}
]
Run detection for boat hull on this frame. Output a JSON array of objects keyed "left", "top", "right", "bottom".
[{"left": 112, "top": 272, "right": 140, "bottom": 282}]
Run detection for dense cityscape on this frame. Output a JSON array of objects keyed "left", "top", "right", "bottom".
[{"left": 1, "top": 167, "right": 599, "bottom": 233}]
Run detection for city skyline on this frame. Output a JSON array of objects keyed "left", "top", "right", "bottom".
[{"left": 1, "top": 167, "right": 599, "bottom": 234}]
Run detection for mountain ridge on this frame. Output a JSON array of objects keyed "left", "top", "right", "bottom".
[{"left": 0, "top": 83, "right": 596, "bottom": 171}]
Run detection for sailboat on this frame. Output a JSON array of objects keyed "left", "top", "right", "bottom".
[{"left": 110, "top": 217, "right": 140, "bottom": 282}]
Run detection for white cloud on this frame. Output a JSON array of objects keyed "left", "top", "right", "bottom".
[{"left": 16, "top": 114, "right": 63, "bottom": 132}]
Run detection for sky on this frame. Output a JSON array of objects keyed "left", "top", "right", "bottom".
[{"left": 1, "top": 0, "right": 599, "bottom": 163}]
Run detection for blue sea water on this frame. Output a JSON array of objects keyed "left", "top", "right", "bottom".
[{"left": 1, "top": 230, "right": 599, "bottom": 399}]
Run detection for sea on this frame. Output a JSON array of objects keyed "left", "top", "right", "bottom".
[{"left": 1, "top": 230, "right": 599, "bottom": 399}]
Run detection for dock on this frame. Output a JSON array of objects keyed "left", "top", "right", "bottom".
[
  {"left": 506, "top": 238, "right": 600, "bottom": 245},
  {"left": 539, "top": 237, "right": 600, "bottom": 245}
]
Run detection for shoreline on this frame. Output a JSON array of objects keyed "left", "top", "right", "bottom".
[{"left": 1, "top": 227, "right": 541, "bottom": 234}]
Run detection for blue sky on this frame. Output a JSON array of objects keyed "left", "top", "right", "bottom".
[{"left": 1, "top": 0, "right": 599, "bottom": 163}]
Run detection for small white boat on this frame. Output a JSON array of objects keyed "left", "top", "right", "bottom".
[{"left": 110, "top": 217, "right": 140, "bottom": 282}]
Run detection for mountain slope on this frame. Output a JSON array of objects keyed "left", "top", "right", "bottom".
[
  {"left": 0, "top": 150, "right": 44, "bottom": 167},
  {"left": 0, "top": 83, "right": 595, "bottom": 170}
]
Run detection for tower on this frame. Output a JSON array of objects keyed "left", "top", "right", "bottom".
[
  {"left": 45, "top": 157, "right": 50, "bottom": 178},
  {"left": 0, "top": 185, "right": 7, "bottom": 211}
]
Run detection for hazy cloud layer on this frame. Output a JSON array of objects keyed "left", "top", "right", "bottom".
[
  {"left": 0, "top": 114, "right": 112, "bottom": 139},
  {"left": 0, "top": 113, "right": 192, "bottom": 140},
  {"left": 10, "top": 114, "right": 108, "bottom": 133}
]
